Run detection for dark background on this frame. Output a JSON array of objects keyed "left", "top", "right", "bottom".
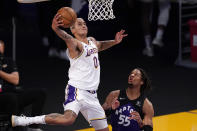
[{"left": 1, "top": 0, "right": 197, "bottom": 131}]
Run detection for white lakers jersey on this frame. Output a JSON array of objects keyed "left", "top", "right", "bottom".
[{"left": 66, "top": 39, "right": 100, "bottom": 90}]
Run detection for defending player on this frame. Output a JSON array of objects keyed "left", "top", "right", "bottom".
[{"left": 102, "top": 68, "right": 154, "bottom": 131}]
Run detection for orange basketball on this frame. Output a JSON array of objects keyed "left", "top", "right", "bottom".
[{"left": 57, "top": 7, "right": 77, "bottom": 28}]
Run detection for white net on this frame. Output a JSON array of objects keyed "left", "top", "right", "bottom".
[{"left": 88, "top": 0, "right": 115, "bottom": 21}]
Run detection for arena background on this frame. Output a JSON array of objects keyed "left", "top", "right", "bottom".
[{"left": 0, "top": 0, "right": 197, "bottom": 130}]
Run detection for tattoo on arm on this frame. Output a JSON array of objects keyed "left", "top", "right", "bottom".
[
  {"left": 63, "top": 33, "right": 72, "bottom": 40},
  {"left": 54, "top": 27, "right": 73, "bottom": 42},
  {"left": 47, "top": 113, "right": 63, "bottom": 119},
  {"left": 99, "top": 40, "right": 116, "bottom": 51}
]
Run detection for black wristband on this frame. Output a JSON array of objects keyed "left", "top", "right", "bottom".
[{"left": 141, "top": 125, "right": 153, "bottom": 131}]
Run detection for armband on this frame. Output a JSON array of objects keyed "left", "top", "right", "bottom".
[{"left": 141, "top": 125, "right": 153, "bottom": 131}]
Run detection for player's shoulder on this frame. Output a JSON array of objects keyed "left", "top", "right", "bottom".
[
  {"left": 144, "top": 98, "right": 152, "bottom": 105},
  {"left": 143, "top": 98, "right": 154, "bottom": 116},
  {"left": 88, "top": 36, "right": 99, "bottom": 48},
  {"left": 144, "top": 98, "right": 154, "bottom": 110},
  {"left": 88, "top": 36, "right": 96, "bottom": 42}
]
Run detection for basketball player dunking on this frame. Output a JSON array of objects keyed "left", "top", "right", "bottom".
[{"left": 11, "top": 14, "right": 127, "bottom": 131}]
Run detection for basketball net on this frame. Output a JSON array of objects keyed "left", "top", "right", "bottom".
[{"left": 88, "top": 0, "right": 115, "bottom": 21}]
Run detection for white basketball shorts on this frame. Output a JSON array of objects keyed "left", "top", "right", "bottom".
[{"left": 63, "top": 85, "right": 108, "bottom": 130}]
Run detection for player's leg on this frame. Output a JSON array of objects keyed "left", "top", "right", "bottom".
[
  {"left": 140, "top": 0, "right": 154, "bottom": 57},
  {"left": 81, "top": 107, "right": 109, "bottom": 131},
  {"left": 81, "top": 110, "right": 109, "bottom": 131},
  {"left": 45, "top": 84, "right": 81, "bottom": 125},
  {"left": 152, "top": 0, "right": 171, "bottom": 47},
  {"left": 80, "top": 92, "right": 109, "bottom": 131},
  {"left": 12, "top": 85, "right": 80, "bottom": 127},
  {"left": 17, "top": 88, "right": 46, "bottom": 130},
  {"left": 90, "top": 120, "right": 109, "bottom": 131},
  {"left": 12, "top": 110, "right": 77, "bottom": 127},
  {"left": 45, "top": 110, "right": 77, "bottom": 125}
]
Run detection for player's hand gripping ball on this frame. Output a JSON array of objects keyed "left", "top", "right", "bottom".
[{"left": 57, "top": 7, "right": 77, "bottom": 28}]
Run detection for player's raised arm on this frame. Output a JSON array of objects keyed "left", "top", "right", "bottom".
[
  {"left": 96, "top": 29, "right": 128, "bottom": 52},
  {"left": 52, "top": 14, "right": 82, "bottom": 58},
  {"left": 51, "top": 14, "right": 77, "bottom": 50}
]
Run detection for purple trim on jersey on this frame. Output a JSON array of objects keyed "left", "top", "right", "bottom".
[{"left": 64, "top": 85, "right": 77, "bottom": 105}]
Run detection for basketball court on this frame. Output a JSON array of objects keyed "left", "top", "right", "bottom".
[{"left": 76, "top": 110, "right": 197, "bottom": 131}]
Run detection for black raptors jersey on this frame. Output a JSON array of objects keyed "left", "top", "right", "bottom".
[{"left": 111, "top": 89, "right": 146, "bottom": 131}]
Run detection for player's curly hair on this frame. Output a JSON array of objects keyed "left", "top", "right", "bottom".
[{"left": 136, "top": 67, "right": 152, "bottom": 95}]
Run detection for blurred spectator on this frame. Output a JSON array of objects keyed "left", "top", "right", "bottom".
[
  {"left": 0, "top": 40, "right": 46, "bottom": 131},
  {"left": 152, "top": 0, "right": 171, "bottom": 48},
  {"left": 140, "top": 0, "right": 154, "bottom": 57},
  {"left": 128, "top": 0, "right": 154, "bottom": 57}
]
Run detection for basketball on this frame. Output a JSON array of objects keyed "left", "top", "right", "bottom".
[{"left": 57, "top": 7, "right": 77, "bottom": 28}]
